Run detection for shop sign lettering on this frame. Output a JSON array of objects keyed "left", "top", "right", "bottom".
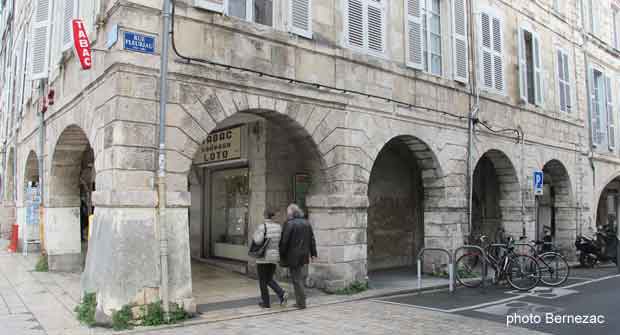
[{"left": 197, "top": 126, "right": 242, "bottom": 164}]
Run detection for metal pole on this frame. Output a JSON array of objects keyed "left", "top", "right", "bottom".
[
  {"left": 158, "top": 0, "right": 171, "bottom": 320},
  {"left": 448, "top": 262, "right": 454, "bottom": 293},
  {"left": 38, "top": 110, "right": 45, "bottom": 253},
  {"left": 417, "top": 259, "right": 422, "bottom": 289}
]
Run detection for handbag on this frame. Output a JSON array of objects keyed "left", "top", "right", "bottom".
[{"left": 248, "top": 223, "right": 271, "bottom": 258}]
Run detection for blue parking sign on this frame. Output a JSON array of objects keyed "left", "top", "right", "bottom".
[{"left": 534, "top": 170, "right": 544, "bottom": 195}]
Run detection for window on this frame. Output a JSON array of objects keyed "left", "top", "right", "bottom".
[
  {"left": 479, "top": 10, "right": 504, "bottom": 93},
  {"left": 345, "top": 0, "right": 386, "bottom": 55},
  {"left": 289, "top": 0, "right": 312, "bottom": 38},
  {"left": 590, "top": 68, "right": 614, "bottom": 149},
  {"left": 518, "top": 26, "right": 542, "bottom": 106},
  {"left": 452, "top": 0, "right": 468, "bottom": 83},
  {"left": 588, "top": 0, "right": 600, "bottom": 35},
  {"left": 31, "top": 0, "right": 52, "bottom": 80},
  {"left": 421, "top": 0, "right": 441, "bottom": 75},
  {"left": 613, "top": 7, "right": 620, "bottom": 49},
  {"left": 552, "top": 0, "right": 562, "bottom": 14},
  {"left": 556, "top": 49, "right": 571, "bottom": 113},
  {"left": 228, "top": 0, "right": 273, "bottom": 26}
]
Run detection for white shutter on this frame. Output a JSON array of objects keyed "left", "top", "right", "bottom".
[
  {"left": 479, "top": 12, "right": 493, "bottom": 89},
  {"left": 491, "top": 16, "right": 503, "bottom": 92},
  {"left": 452, "top": 0, "right": 468, "bottom": 83},
  {"left": 347, "top": 0, "right": 364, "bottom": 49},
  {"left": 518, "top": 27, "right": 527, "bottom": 102},
  {"left": 62, "top": 0, "right": 78, "bottom": 50},
  {"left": 590, "top": 68, "right": 601, "bottom": 146},
  {"left": 194, "top": 0, "right": 225, "bottom": 13},
  {"left": 367, "top": 1, "right": 384, "bottom": 53},
  {"left": 30, "top": 0, "right": 53, "bottom": 80},
  {"left": 605, "top": 75, "right": 615, "bottom": 150},
  {"left": 290, "top": 0, "right": 312, "bottom": 38},
  {"left": 406, "top": 0, "right": 423, "bottom": 69},
  {"left": 533, "top": 33, "right": 543, "bottom": 106},
  {"left": 79, "top": 0, "right": 95, "bottom": 35}
]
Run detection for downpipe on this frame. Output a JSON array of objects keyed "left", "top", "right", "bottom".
[{"left": 157, "top": 0, "right": 172, "bottom": 321}]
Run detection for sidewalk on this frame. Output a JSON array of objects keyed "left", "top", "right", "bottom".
[{"left": 0, "top": 240, "right": 450, "bottom": 334}]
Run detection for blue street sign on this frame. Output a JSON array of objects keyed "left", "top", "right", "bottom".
[
  {"left": 123, "top": 31, "right": 155, "bottom": 54},
  {"left": 534, "top": 170, "right": 544, "bottom": 196}
]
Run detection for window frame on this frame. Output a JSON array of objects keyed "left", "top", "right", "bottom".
[
  {"left": 518, "top": 23, "right": 543, "bottom": 106},
  {"left": 477, "top": 7, "right": 505, "bottom": 95},
  {"left": 421, "top": 0, "right": 443, "bottom": 76},
  {"left": 343, "top": 0, "right": 387, "bottom": 58},
  {"left": 555, "top": 47, "right": 571, "bottom": 113},
  {"left": 612, "top": 5, "right": 620, "bottom": 49},
  {"left": 225, "top": 0, "right": 275, "bottom": 27}
]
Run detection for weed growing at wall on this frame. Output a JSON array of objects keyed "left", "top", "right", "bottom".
[
  {"left": 110, "top": 301, "right": 190, "bottom": 331},
  {"left": 34, "top": 255, "right": 48, "bottom": 272},
  {"left": 112, "top": 305, "right": 133, "bottom": 330},
  {"left": 74, "top": 292, "right": 97, "bottom": 327},
  {"left": 330, "top": 281, "right": 369, "bottom": 295}
]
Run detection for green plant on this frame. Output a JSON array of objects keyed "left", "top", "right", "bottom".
[
  {"left": 168, "top": 303, "right": 190, "bottom": 323},
  {"left": 331, "top": 280, "right": 369, "bottom": 295},
  {"left": 112, "top": 304, "right": 133, "bottom": 331},
  {"left": 431, "top": 269, "right": 449, "bottom": 279},
  {"left": 142, "top": 301, "right": 165, "bottom": 326},
  {"left": 34, "top": 255, "right": 48, "bottom": 272},
  {"left": 74, "top": 292, "right": 97, "bottom": 327}
]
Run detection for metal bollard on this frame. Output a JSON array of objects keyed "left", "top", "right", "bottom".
[
  {"left": 449, "top": 262, "right": 454, "bottom": 293},
  {"left": 417, "top": 259, "right": 422, "bottom": 289}
]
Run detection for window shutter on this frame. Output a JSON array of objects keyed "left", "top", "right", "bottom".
[
  {"left": 289, "top": 0, "right": 312, "bottom": 38},
  {"left": 452, "top": 0, "right": 468, "bottom": 83},
  {"left": 347, "top": 0, "right": 364, "bottom": 49},
  {"left": 406, "top": 0, "right": 423, "bottom": 69},
  {"left": 491, "top": 16, "right": 503, "bottom": 92},
  {"left": 590, "top": 69, "right": 601, "bottom": 146},
  {"left": 30, "top": 0, "right": 52, "bottom": 80},
  {"left": 367, "top": 1, "right": 384, "bottom": 53},
  {"left": 62, "top": 0, "right": 78, "bottom": 50},
  {"left": 533, "top": 33, "right": 543, "bottom": 106},
  {"left": 606, "top": 75, "right": 615, "bottom": 150},
  {"left": 479, "top": 12, "right": 493, "bottom": 89},
  {"left": 518, "top": 28, "right": 527, "bottom": 102},
  {"left": 194, "top": 0, "right": 225, "bottom": 13}
]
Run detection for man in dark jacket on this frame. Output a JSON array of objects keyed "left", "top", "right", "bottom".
[{"left": 279, "top": 203, "right": 317, "bottom": 309}]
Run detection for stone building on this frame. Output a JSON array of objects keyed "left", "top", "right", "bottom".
[{"left": 0, "top": 0, "right": 617, "bottom": 319}]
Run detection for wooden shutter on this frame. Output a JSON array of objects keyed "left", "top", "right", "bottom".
[
  {"left": 479, "top": 12, "right": 493, "bottom": 89},
  {"left": 347, "top": 0, "right": 364, "bottom": 49},
  {"left": 194, "top": 0, "right": 225, "bottom": 13},
  {"left": 367, "top": 1, "right": 385, "bottom": 53},
  {"left": 606, "top": 75, "right": 615, "bottom": 150},
  {"left": 406, "top": 0, "right": 423, "bottom": 69},
  {"left": 62, "top": 0, "right": 78, "bottom": 50},
  {"left": 30, "top": 0, "right": 53, "bottom": 80},
  {"left": 290, "top": 0, "right": 312, "bottom": 38},
  {"left": 517, "top": 27, "right": 527, "bottom": 102},
  {"left": 452, "top": 0, "right": 468, "bottom": 83},
  {"left": 533, "top": 33, "right": 543, "bottom": 106},
  {"left": 491, "top": 16, "right": 503, "bottom": 92},
  {"left": 590, "top": 68, "right": 601, "bottom": 146}
]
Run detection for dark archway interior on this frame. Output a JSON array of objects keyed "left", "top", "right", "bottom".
[
  {"left": 472, "top": 156, "right": 501, "bottom": 242},
  {"left": 367, "top": 138, "right": 424, "bottom": 272}
]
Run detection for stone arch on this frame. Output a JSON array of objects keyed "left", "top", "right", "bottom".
[
  {"left": 539, "top": 159, "right": 575, "bottom": 251},
  {"left": 46, "top": 124, "right": 95, "bottom": 272},
  {"left": 594, "top": 172, "right": 620, "bottom": 250},
  {"left": 472, "top": 149, "right": 521, "bottom": 241},
  {"left": 366, "top": 135, "right": 446, "bottom": 272},
  {"left": 24, "top": 150, "right": 39, "bottom": 190}
]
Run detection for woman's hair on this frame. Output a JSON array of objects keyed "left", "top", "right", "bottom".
[
  {"left": 287, "top": 203, "right": 304, "bottom": 219},
  {"left": 264, "top": 208, "right": 276, "bottom": 219}
]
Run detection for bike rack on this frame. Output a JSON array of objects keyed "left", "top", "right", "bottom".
[
  {"left": 454, "top": 245, "right": 488, "bottom": 289},
  {"left": 417, "top": 248, "right": 454, "bottom": 293},
  {"left": 514, "top": 242, "right": 537, "bottom": 255}
]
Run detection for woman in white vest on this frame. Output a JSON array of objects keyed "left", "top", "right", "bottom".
[{"left": 253, "top": 209, "right": 288, "bottom": 308}]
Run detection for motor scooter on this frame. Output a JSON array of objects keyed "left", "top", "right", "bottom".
[{"left": 575, "top": 225, "right": 618, "bottom": 267}]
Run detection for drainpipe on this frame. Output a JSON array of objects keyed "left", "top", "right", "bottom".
[
  {"left": 518, "top": 125, "right": 526, "bottom": 239},
  {"left": 157, "top": 0, "right": 171, "bottom": 320},
  {"left": 38, "top": 100, "right": 44, "bottom": 252},
  {"left": 466, "top": 0, "right": 480, "bottom": 241}
]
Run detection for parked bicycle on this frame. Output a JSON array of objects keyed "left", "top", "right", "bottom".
[
  {"left": 527, "top": 240, "right": 570, "bottom": 286},
  {"left": 456, "top": 235, "right": 541, "bottom": 291}
]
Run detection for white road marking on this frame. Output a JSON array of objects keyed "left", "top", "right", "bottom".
[
  {"left": 369, "top": 299, "right": 453, "bottom": 313},
  {"left": 562, "top": 273, "right": 620, "bottom": 289}
]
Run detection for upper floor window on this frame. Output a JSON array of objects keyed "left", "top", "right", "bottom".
[
  {"left": 612, "top": 6, "right": 620, "bottom": 49},
  {"left": 228, "top": 0, "right": 273, "bottom": 26},
  {"left": 478, "top": 9, "right": 504, "bottom": 93},
  {"left": 588, "top": 0, "right": 601, "bottom": 36},
  {"left": 344, "top": 0, "right": 386, "bottom": 55},
  {"left": 518, "top": 24, "right": 543, "bottom": 106},
  {"left": 589, "top": 67, "right": 614, "bottom": 149},
  {"left": 555, "top": 48, "right": 571, "bottom": 113},
  {"left": 422, "top": 0, "right": 442, "bottom": 75}
]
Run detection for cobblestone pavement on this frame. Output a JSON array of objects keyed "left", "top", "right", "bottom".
[{"left": 134, "top": 301, "right": 545, "bottom": 335}]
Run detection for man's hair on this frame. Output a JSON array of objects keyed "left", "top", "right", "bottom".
[
  {"left": 264, "top": 209, "right": 276, "bottom": 219},
  {"left": 287, "top": 203, "right": 304, "bottom": 219}
]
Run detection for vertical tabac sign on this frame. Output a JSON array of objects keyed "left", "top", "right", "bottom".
[{"left": 72, "top": 19, "right": 92, "bottom": 70}]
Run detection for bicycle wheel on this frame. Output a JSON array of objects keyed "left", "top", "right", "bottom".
[
  {"left": 455, "top": 253, "right": 484, "bottom": 288},
  {"left": 538, "top": 252, "right": 569, "bottom": 286},
  {"left": 506, "top": 254, "right": 540, "bottom": 291}
]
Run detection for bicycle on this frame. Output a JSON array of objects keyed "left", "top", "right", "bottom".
[
  {"left": 527, "top": 240, "right": 570, "bottom": 286},
  {"left": 456, "top": 236, "right": 541, "bottom": 291}
]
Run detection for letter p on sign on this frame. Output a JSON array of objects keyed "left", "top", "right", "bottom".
[{"left": 72, "top": 19, "right": 92, "bottom": 70}]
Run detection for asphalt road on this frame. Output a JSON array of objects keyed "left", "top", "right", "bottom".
[{"left": 375, "top": 264, "right": 620, "bottom": 335}]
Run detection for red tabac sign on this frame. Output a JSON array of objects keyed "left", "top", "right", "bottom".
[{"left": 72, "top": 19, "right": 92, "bottom": 70}]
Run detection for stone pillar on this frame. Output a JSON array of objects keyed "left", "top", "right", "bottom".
[{"left": 306, "top": 193, "right": 369, "bottom": 291}]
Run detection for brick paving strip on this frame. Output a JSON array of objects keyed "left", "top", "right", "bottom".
[{"left": 0, "top": 242, "right": 546, "bottom": 334}]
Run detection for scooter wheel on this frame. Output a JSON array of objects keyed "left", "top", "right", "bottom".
[{"left": 579, "top": 254, "right": 596, "bottom": 268}]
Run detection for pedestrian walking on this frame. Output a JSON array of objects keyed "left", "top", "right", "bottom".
[
  {"left": 279, "top": 204, "right": 317, "bottom": 309},
  {"left": 252, "top": 209, "right": 288, "bottom": 308}
]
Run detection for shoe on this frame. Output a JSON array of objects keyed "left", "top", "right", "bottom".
[
  {"left": 280, "top": 292, "right": 289, "bottom": 306},
  {"left": 258, "top": 303, "right": 271, "bottom": 308},
  {"left": 292, "top": 304, "right": 306, "bottom": 309}
]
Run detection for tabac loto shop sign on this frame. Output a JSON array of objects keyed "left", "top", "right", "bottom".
[{"left": 196, "top": 126, "right": 243, "bottom": 165}]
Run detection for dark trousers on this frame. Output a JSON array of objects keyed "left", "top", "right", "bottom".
[
  {"left": 257, "top": 263, "right": 284, "bottom": 307},
  {"left": 289, "top": 266, "right": 307, "bottom": 307}
]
